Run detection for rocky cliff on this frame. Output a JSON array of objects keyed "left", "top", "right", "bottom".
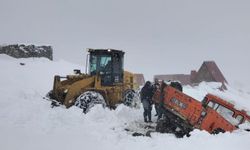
[{"left": 0, "top": 44, "right": 53, "bottom": 60}]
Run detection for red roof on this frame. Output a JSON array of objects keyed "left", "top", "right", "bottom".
[
  {"left": 201, "top": 61, "right": 228, "bottom": 84},
  {"left": 154, "top": 61, "right": 228, "bottom": 89}
]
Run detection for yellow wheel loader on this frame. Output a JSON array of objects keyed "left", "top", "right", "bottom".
[{"left": 46, "top": 49, "right": 139, "bottom": 113}]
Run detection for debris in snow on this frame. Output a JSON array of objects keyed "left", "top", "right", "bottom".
[
  {"left": 124, "top": 121, "right": 156, "bottom": 137},
  {"left": 20, "top": 62, "right": 25, "bottom": 66}
]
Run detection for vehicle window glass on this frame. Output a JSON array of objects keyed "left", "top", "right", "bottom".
[
  {"left": 99, "top": 56, "right": 112, "bottom": 85},
  {"left": 90, "top": 55, "right": 97, "bottom": 74},
  {"left": 208, "top": 101, "right": 219, "bottom": 110},
  {"left": 113, "top": 54, "right": 121, "bottom": 74},
  {"left": 235, "top": 115, "right": 244, "bottom": 124},
  {"left": 216, "top": 105, "right": 238, "bottom": 125},
  {"left": 100, "top": 56, "right": 111, "bottom": 68},
  {"left": 90, "top": 55, "right": 112, "bottom": 75},
  {"left": 208, "top": 101, "right": 213, "bottom": 108},
  {"left": 100, "top": 56, "right": 112, "bottom": 73}
]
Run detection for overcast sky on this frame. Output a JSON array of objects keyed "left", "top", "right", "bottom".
[{"left": 1, "top": 0, "right": 250, "bottom": 91}]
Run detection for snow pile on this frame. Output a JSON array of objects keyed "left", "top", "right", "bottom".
[{"left": 0, "top": 55, "right": 250, "bottom": 150}]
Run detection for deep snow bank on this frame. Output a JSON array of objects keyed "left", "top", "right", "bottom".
[{"left": 0, "top": 55, "right": 250, "bottom": 150}]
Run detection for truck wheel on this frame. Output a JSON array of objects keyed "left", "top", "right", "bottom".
[
  {"left": 211, "top": 128, "right": 225, "bottom": 135},
  {"left": 123, "top": 90, "right": 140, "bottom": 108},
  {"left": 156, "top": 119, "right": 170, "bottom": 133},
  {"left": 75, "top": 91, "right": 106, "bottom": 114}
]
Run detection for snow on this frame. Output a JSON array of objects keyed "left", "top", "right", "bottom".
[{"left": 0, "top": 55, "right": 250, "bottom": 150}]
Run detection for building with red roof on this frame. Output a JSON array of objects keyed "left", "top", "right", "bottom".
[{"left": 154, "top": 61, "right": 228, "bottom": 90}]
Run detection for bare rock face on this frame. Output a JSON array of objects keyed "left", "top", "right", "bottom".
[{"left": 0, "top": 44, "right": 53, "bottom": 60}]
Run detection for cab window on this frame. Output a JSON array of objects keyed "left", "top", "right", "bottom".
[
  {"left": 235, "top": 115, "right": 244, "bottom": 124},
  {"left": 216, "top": 105, "right": 239, "bottom": 125},
  {"left": 100, "top": 56, "right": 112, "bottom": 72},
  {"left": 207, "top": 101, "right": 219, "bottom": 110},
  {"left": 216, "top": 105, "right": 234, "bottom": 117},
  {"left": 90, "top": 55, "right": 97, "bottom": 74},
  {"left": 90, "top": 55, "right": 111, "bottom": 75}
]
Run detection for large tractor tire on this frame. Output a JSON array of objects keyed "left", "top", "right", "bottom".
[
  {"left": 156, "top": 119, "right": 173, "bottom": 133},
  {"left": 75, "top": 91, "right": 106, "bottom": 114},
  {"left": 156, "top": 117, "right": 191, "bottom": 138},
  {"left": 44, "top": 90, "right": 61, "bottom": 108},
  {"left": 123, "top": 90, "right": 140, "bottom": 108}
]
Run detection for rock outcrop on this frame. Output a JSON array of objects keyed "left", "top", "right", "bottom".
[{"left": 0, "top": 44, "right": 53, "bottom": 60}]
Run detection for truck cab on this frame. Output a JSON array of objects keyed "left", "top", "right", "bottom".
[
  {"left": 155, "top": 84, "right": 250, "bottom": 137},
  {"left": 202, "top": 94, "right": 250, "bottom": 126}
]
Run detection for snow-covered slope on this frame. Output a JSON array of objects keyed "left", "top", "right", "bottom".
[{"left": 0, "top": 55, "right": 250, "bottom": 150}]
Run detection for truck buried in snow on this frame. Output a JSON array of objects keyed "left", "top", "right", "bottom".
[{"left": 153, "top": 84, "right": 250, "bottom": 137}]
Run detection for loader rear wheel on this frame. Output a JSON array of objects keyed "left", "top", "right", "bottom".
[
  {"left": 123, "top": 90, "right": 140, "bottom": 108},
  {"left": 75, "top": 91, "right": 106, "bottom": 114}
]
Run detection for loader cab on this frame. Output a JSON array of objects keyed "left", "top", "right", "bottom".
[{"left": 88, "top": 49, "right": 124, "bottom": 86}]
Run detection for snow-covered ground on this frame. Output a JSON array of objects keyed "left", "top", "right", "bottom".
[{"left": 0, "top": 55, "right": 250, "bottom": 150}]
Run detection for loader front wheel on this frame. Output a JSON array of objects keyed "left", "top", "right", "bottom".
[
  {"left": 123, "top": 90, "right": 140, "bottom": 108},
  {"left": 45, "top": 90, "right": 53, "bottom": 100},
  {"left": 75, "top": 91, "right": 106, "bottom": 114}
]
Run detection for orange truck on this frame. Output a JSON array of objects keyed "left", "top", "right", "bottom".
[{"left": 154, "top": 84, "right": 250, "bottom": 137}]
